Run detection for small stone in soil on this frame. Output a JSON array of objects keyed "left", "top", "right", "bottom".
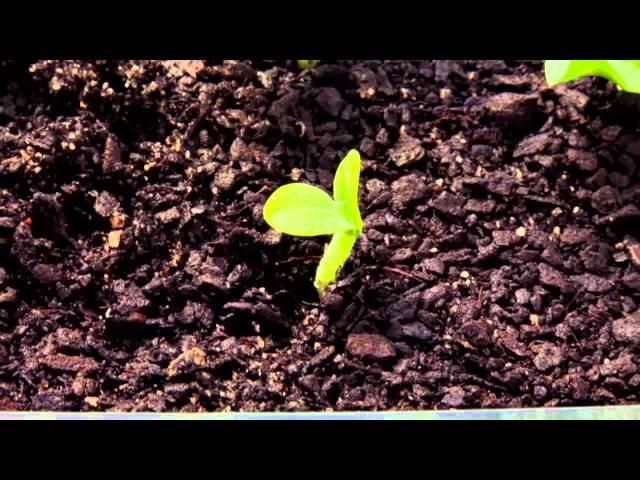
[
  {"left": 422, "top": 283, "right": 451, "bottom": 308},
  {"left": 179, "top": 301, "right": 214, "bottom": 327},
  {"left": 495, "top": 328, "right": 528, "bottom": 357},
  {"left": 41, "top": 354, "right": 100, "bottom": 373},
  {"left": 113, "top": 280, "right": 150, "bottom": 312},
  {"left": 315, "top": 87, "right": 344, "bottom": 117},
  {"left": 0, "top": 288, "right": 18, "bottom": 304},
  {"left": 464, "top": 198, "right": 495, "bottom": 214},
  {"left": 31, "top": 192, "right": 69, "bottom": 241},
  {"left": 167, "top": 347, "right": 209, "bottom": 378},
  {"left": 268, "top": 91, "right": 300, "bottom": 118},
  {"left": 460, "top": 321, "right": 491, "bottom": 347},
  {"left": 622, "top": 271, "right": 640, "bottom": 290},
  {"left": 386, "top": 291, "right": 422, "bottom": 322},
  {"left": 611, "top": 312, "right": 640, "bottom": 345},
  {"left": 103, "top": 135, "right": 124, "bottom": 173},
  {"left": 390, "top": 248, "right": 414, "bottom": 263},
  {"left": 513, "top": 133, "right": 552, "bottom": 158},
  {"left": 108, "top": 230, "right": 122, "bottom": 248},
  {"left": 421, "top": 258, "right": 446, "bottom": 275},
  {"left": 360, "top": 137, "right": 376, "bottom": 157},
  {"left": 401, "top": 322, "right": 434, "bottom": 341},
  {"left": 213, "top": 165, "right": 238, "bottom": 192},
  {"left": 609, "top": 171, "right": 630, "bottom": 188},
  {"left": 389, "top": 134, "right": 425, "bottom": 167},
  {"left": 585, "top": 168, "right": 608, "bottom": 189},
  {"left": 440, "top": 386, "right": 466, "bottom": 408},
  {"left": 31, "top": 264, "right": 63, "bottom": 284},
  {"left": 435, "top": 60, "right": 465, "bottom": 81},
  {"left": 430, "top": 191, "right": 465, "bottom": 217},
  {"left": 554, "top": 323, "right": 572, "bottom": 340},
  {"left": 538, "top": 263, "right": 569, "bottom": 290},
  {"left": 600, "top": 353, "right": 636, "bottom": 377},
  {"left": 481, "top": 93, "right": 538, "bottom": 128},
  {"left": 485, "top": 173, "right": 514, "bottom": 196},
  {"left": 390, "top": 174, "right": 428, "bottom": 210},
  {"left": 230, "top": 138, "right": 252, "bottom": 163},
  {"left": 492, "top": 230, "right": 518, "bottom": 247},
  {"left": 556, "top": 85, "right": 590, "bottom": 110},
  {"left": 571, "top": 273, "right": 614, "bottom": 294},
  {"left": 590, "top": 186, "right": 619, "bottom": 214},
  {"left": 613, "top": 251, "right": 628, "bottom": 263},
  {"left": 163, "top": 60, "right": 205, "bottom": 78},
  {"left": 625, "top": 237, "right": 640, "bottom": 267},
  {"left": 346, "top": 333, "right": 396, "bottom": 360},
  {"left": 515, "top": 288, "right": 530, "bottom": 305},
  {"left": 308, "top": 346, "right": 336, "bottom": 369},
  {"left": 596, "top": 204, "right": 640, "bottom": 226},
  {"left": 559, "top": 226, "right": 594, "bottom": 245},
  {"left": 531, "top": 342, "right": 563, "bottom": 371},
  {"left": 567, "top": 149, "right": 598, "bottom": 172},
  {"left": 600, "top": 125, "right": 622, "bottom": 142},
  {"left": 376, "top": 128, "right": 390, "bottom": 146},
  {"left": 629, "top": 375, "right": 640, "bottom": 387},
  {"left": 626, "top": 139, "right": 640, "bottom": 157},
  {"left": 94, "top": 191, "right": 120, "bottom": 218}
]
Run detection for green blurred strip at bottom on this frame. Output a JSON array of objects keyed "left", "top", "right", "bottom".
[{"left": 1, "top": 405, "right": 640, "bottom": 419}]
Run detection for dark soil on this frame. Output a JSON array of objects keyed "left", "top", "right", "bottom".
[{"left": 1, "top": 59, "right": 640, "bottom": 412}]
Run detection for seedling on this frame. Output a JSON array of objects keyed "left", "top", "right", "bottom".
[
  {"left": 298, "top": 60, "right": 320, "bottom": 70},
  {"left": 544, "top": 60, "right": 640, "bottom": 93},
  {"left": 263, "top": 149, "right": 363, "bottom": 295}
]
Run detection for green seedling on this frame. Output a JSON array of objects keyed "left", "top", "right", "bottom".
[
  {"left": 263, "top": 149, "right": 363, "bottom": 295},
  {"left": 545, "top": 60, "right": 640, "bottom": 93},
  {"left": 297, "top": 60, "right": 320, "bottom": 70}
]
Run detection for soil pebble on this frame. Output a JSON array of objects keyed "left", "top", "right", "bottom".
[
  {"left": 390, "top": 174, "right": 428, "bottom": 209},
  {"left": 612, "top": 313, "right": 640, "bottom": 345},
  {"left": 346, "top": 334, "right": 396, "bottom": 360},
  {"left": 315, "top": 88, "right": 344, "bottom": 118},
  {"left": 389, "top": 134, "right": 425, "bottom": 167},
  {"left": 531, "top": 343, "right": 563, "bottom": 371},
  {"left": 567, "top": 149, "right": 598, "bottom": 172},
  {"left": 41, "top": 354, "right": 100, "bottom": 373},
  {"left": 513, "top": 133, "right": 552, "bottom": 158},
  {"left": 591, "top": 186, "right": 619, "bottom": 214},
  {"left": 538, "top": 263, "right": 570, "bottom": 290}
]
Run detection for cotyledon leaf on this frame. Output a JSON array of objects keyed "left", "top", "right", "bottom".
[
  {"left": 298, "top": 60, "right": 320, "bottom": 70},
  {"left": 263, "top": 182, "right": 352, "bottom": 237},
  {"left": 314, "top": 230, "right": 358, "bottom": 294},
  {"left": 333, "top": 149, "right": 363, "bottom": 234},
  {"left": 545, "top": 60, "right": 640, "bottom": 93}
]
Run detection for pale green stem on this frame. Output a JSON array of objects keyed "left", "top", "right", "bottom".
[{"left": 314, "top": 230, "right": 358, "bottom": 295}]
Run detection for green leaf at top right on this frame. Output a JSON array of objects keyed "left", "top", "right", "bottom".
[{"left": 544, "top": 60, "right": 640, "bottom": 93}]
